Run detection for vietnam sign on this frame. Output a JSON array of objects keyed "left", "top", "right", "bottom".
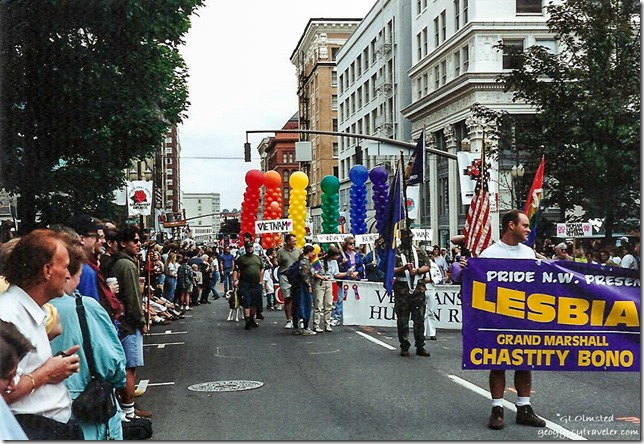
[
  {"left": 556, "top": 222, "right": 592, "bottom": 238},
  {"left": 255, "top": 218, "right": 293, "bottom": 234}
]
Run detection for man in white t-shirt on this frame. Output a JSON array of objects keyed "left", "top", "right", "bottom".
[
  {"left": 472, "top": 210, "right": 547, "bottom": 431},
  {"left": 619, "top": 237, "right": 639, "bottom": 270}
]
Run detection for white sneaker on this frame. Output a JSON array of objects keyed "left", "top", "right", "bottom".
[
  {"left": 325, "top": 326, "right": 333, "bottom": 332},
  {"left": 302, "top": 328, "right": 317, "bottom": 336},
  {"left": 298, "top": 319, "right": 304, "bottom": 329},
  {"left": 330, "top": 319, "right": 339, "bottom": 326},
  {"left": 314, "top": 327, "right": 324, "bottom": 333},
  {"left": 285, "top": 320, "right": 293, "bottom": 329}
]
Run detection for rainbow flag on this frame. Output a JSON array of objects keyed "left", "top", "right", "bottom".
[{"left": 523, "top": 155, "right": 545, "bottom": 247}]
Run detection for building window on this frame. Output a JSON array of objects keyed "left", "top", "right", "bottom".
[
  {"left": 332, "top": 94, "right": 338, "bottom": 110},
  {"left": 422, "top": 27, "right": 428, "bottom": 58},
  {"left": 441, "top": 60, "right": 447, "bottom": 85},
  {"left": 363, "top": 47, "right": 369, "bottom": 69},
  {"left": 332, "top": 71, "right": 337, "bottom": 87},
  {"left": 434, "top": 65, "right": 440, "bottom": 89},
  {"left": 365, "top": 80, "right": 370, "bottom": 102},
  {"left": 434, "top": 17, "right": 439, "bottom": 47},
  {"left": 166, "top": 158, "right": 172, "bottom": 165},
  {"left": 423, "top": 72, "right": 429, "bottom": 96},
  {"left": 333, "top": 119, "right": 338, "bottom": 132},
  {"left": 333, "top": 143, "right": 338, "bottom": 158},
  {"left": 454, "top": 51, "right": 460, "bottom": 76},
  {"left": 454, "top": 0, "right": 460, "bottom": 31},
  {"left": 462, "top": 45, "right": 469, "bottom": 72},
  {"left": 417, "top": 32, "right": 422, "bottom": 60},
  {"left": 416, "top": 0, "right": 422, "bottom": 15},
  {"left": 517, "top": 0, "right": 542, "bottom": 14},
  {"left": 535, "top": 38, "right": 556, "bottom": 53},
  {"left": 440, "top": 10, "right": 446, "bottom": 42},
  {"left": 283, "top": 170, "right": 289, "bottom": 183},
  {"left": 502, "top": 39, "right": 524, "bottom": 69},
  {"left": 464, "top": 0, "right": 469, "bottom": 23},
  {"left": 288, "top": 153, "right": 294, "bottom": 163},
  {"left": 283, "top": 188, "right": 289, "bottom": 200},
  {"left": 282, "top": 153, "right": 287, "bottom": 163}
]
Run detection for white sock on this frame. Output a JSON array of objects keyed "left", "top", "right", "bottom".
[
  {"left": 121, "top": 402, "right": 135, "bottom": 417},
  {"left": 491, "top": 398, "right": 504, "bottom": 407},
  {"left": 516, "top": 397, "right": 531, "bottom": 406}
]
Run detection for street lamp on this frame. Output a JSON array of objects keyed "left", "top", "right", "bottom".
[{"left": 511, "top": 163, "right": 525, "bottom": 208}]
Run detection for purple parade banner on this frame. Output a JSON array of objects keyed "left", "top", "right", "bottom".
[{"left": 462, "top": 259, "right": 640, "bottom": 372}]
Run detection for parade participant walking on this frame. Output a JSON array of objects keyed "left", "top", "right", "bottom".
[
  {"left": 312, "top": 246, "right": 341, "bottom": 332},
  {"left": 234, "top": 237, "right": 263, "bottom": 330},
  {"left": 477, "top": 209, "right": 546, "bottom": 430},
  {"left": 294, "top": 245, "right": 316, "bottom": 335},
  {"left": 392, "top": 227, "right": 431, "bottom": 357},
  {"left": 219, "top": 246, "right": 235, "bottom": 296},
  {"left": 277, "top": 234, "right": 301, "bottom": 329}
]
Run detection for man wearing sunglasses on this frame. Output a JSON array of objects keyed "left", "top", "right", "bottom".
[{"left": 109, "top": 225, "right": 150, "bottom": 420}]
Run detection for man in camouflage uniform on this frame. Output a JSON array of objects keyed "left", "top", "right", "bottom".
[{"left": 393, "top": 227, "right": 432, "bottom": 357}]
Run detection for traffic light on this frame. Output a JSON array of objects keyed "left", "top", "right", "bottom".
[{"left": 244, "top": 142, "right": 251, "bottom": 162}]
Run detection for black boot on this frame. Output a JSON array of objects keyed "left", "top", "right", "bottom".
[{"left": 244, "top": 317, "right": 251, "bottom": 330}]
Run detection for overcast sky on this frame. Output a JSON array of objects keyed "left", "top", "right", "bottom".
[{"left": 178, "top": 0, "right": 375, "bottom": 211}]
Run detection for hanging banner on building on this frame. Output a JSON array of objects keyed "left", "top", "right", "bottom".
[
  {"left": 342, "top": 281, "right": 462, "bottom": 330},
  {"left": 127, "top": 181, "right": 152, "bottom": 216},
  {"left": 406, "top": 185, "right": 419, "bottom": 219},
  {"left": 457, "top": 151, "right": 498, "bottom": 208},
  {"left": 461, "top": 259, "right": 640, "bottom": 372},
  {"left": 255, "top": 218, "right": 293, "bottom": 234}
]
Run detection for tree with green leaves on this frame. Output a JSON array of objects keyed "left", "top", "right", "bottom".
[
  {"left": 496, "top": 0, "right": 640, "bottom": 240},
  {"left": 0, "top": 0, "right": 204, "bottom": 232}
]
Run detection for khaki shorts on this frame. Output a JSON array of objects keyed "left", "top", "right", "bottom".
[{"left": 278, "top": 275, "right": 292, "bottom": 299}]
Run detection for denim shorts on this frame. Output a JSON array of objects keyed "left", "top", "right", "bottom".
[
  {"left": 238, "top": 281, "right": 263, "bottom": 309},
  {"left": 120, "top": 329, "right": 144, "bottom": 368}
]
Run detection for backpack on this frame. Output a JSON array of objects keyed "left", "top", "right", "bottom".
[
  {"left": 122, "top": 417, "right": 153, "bottom": 440},
  {"left": 286, "top": 260, "right": 302, "bottom": 286}
]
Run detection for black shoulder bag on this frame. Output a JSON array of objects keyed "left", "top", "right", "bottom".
[{"left": 71, "top": 295, "right": 118, "bottom": 425}]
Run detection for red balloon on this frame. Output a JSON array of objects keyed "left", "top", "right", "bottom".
[{"left": 245, "top": 170, "right": 264, "bottom": 188}]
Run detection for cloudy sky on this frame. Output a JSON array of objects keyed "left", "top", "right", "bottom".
[{"left": 178, "top": 0, "right": 375, "bottom": 211}]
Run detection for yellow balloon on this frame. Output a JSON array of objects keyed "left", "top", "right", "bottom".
[{"left": 289, "top": 171, "right": 309, "bottom": 189}]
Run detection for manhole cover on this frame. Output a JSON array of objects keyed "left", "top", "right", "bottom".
[{"left": 188, "top": 380, "right": 264, "bottom": 392}]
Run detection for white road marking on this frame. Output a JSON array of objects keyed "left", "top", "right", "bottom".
[
  {"left": 147, "top": 331, "right": 187, "bottom": 336},
  {"left": 448, "top": 375, "right": 586, "bottom": 440},
  {"left": 143, "top": 342, "right": 185, "bottom": 349},
  {"left": 355, "top": 331, "right": 397, "bottom": 350}
]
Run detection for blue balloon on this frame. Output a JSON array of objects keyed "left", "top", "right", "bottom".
[{"left": 349, "top": 165, "right": 369, "bottom": 185}]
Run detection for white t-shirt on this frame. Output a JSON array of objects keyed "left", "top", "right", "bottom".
[
  {"left": 479, "top": 241, "right": 536, "bottom": 259},
  {"left": 262, "top": 269, "right": 275, "bottom": 294},
  {"left": 621, "top": 254, "right": 638, "bottom": 270}
]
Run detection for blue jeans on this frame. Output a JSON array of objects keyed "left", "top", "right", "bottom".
[
  {"left": 297, "top": 286, "right": 313, "bottom": 324},
  {"left": 210, "top": 271, "right": 221, "bottom": 298},
  {"left": 223, "top": 269, "right": 233, "bottom": 293},
  {"left": 164, "top": 276, "right": 177, "bottom": 302},
  {"left": 332, "top": 283, "right": 344, "bottom": 321}
]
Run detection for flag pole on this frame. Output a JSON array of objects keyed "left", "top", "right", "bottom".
[{"left": 401, "top": 151, "right": 409, "bottom": 229}]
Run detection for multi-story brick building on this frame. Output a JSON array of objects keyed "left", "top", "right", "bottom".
[
  {"left": 257, "top": 113, "right": 299, "bottom": 217},
  {"left": 290, "top": 18, "right": 363, "bottom": 231}
]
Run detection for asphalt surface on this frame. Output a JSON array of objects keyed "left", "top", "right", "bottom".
[{"left": 135, "top": 295, "right": 641, "bottom": 441}]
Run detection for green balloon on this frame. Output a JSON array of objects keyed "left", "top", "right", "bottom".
[{"left": 320, "top": 175, "right": 340, "bottom": 194}]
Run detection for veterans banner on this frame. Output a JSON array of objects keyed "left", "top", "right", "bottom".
[
  {"left": 343, "top": 281, "right": 462, "bottom": 330},
  {"left": 462, "top": 259, "right": 640, "bottom": 372}
]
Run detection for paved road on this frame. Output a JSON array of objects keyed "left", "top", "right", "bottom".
[{"left": 136, "top": 297, "right": 640, "bottom": 441}]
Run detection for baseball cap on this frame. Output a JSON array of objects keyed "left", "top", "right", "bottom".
[
  {"left": 620, "top": 236, "right": 629, "bottom": 244},
  {"left": 555, "top": 242, "right": 567, "bottom": 250}
]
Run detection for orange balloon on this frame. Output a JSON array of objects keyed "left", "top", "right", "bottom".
[{"left": 264, "top": 170, "right": 282, "bottom": 188}]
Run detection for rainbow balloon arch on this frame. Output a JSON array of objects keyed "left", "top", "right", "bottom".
[{"left": 238, "top": 166, "right": 398, "bottom": 249}]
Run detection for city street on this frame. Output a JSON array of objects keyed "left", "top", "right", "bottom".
[{"left": 135, "top": 296, "right": 640, "bottom": 441}]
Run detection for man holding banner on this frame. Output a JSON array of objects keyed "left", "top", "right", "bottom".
[{"left": 476, "top": 210, "right": 546, "bottom": 430}]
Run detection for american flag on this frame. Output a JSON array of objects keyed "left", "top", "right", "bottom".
[{"left": 463, "top": 145, "right": 492, "bottom": 257}]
